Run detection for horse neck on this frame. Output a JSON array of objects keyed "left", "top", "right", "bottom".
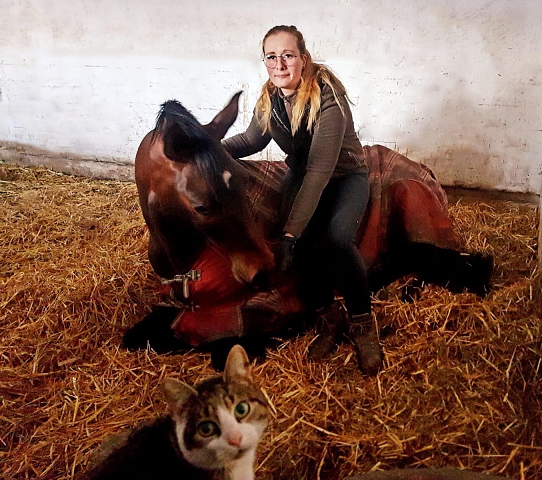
[{"left": 234, "top": 159, "right": 288, "bottom": 241}]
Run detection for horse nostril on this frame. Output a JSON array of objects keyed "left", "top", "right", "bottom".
[{"left": 251, "top": 271, "right": 270, "bottom": 290}]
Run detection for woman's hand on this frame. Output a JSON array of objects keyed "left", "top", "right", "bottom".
[{"left": 276, "top": 234, "right": 297, "bottom": 272}]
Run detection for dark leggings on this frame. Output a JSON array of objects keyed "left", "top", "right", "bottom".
[{"left": 285, "top": 171, "right": 371, "bottom": 316}]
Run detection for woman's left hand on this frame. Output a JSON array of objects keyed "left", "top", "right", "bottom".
[{"left": 276, "top": 234, "right": 297, "bottom": 272}]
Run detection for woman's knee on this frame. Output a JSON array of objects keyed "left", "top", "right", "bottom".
[{"left": 327, "top": 226, "right": 355, "bottom": 251}]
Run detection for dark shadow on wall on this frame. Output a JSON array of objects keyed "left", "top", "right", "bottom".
[{"left": 405, "top": 93, "right": 538, "bottom": 196}]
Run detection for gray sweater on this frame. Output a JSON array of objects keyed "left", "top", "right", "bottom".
[{"left": 222, "top": 82, "right": 367, "bottom": 238}]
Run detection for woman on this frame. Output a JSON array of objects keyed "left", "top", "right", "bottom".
[{"left": 222, "top": 25, "right": 382, "bottom": 375}]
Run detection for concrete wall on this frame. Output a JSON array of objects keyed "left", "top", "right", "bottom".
[{"left": 1, "top": 0, "right": 541, "bottom": 192}]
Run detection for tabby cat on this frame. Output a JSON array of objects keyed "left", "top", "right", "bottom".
[{"left": 82, "top": 345, "right": 269, "bottom": 480}]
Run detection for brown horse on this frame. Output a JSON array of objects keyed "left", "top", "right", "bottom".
[
  {"left": 125, "top": 93, "right": 493, "bottom": 361},
  {"left": 134, "top": 92, "right": 274, "bottom": 288}
]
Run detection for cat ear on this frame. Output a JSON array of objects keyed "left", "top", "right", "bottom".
[
  {"left": 224, "top": 344, "right": 253, "bottom": 384},
  {"left": 161, "top": 378, "right": 197, "bottom": 412}
]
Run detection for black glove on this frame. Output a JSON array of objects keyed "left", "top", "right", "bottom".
[{"left": 276, "top": 235, "right": 297, "bottom": 272}]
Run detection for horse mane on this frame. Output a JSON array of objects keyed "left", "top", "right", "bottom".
[{"left": 152, "top": 100, "right": 227, "bottom": 199}]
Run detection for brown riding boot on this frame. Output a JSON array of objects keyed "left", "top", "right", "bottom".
[
  {"left": 348, "top": 313, "right": 382, "bottom": 376},
  {"left": 307, "top": 301, "right": 346, "bottom": 360}
]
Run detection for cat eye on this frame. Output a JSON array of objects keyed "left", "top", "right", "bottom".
[
  {"left": 234, "top": 401, "right": 251, "bottom": 419},
  {"left": 197, "top": 420, "right": 219, "bottom": 437}
]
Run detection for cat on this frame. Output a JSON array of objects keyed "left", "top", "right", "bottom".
[{"left": 82, "top": 345, "right": 269, "bottom": 480}]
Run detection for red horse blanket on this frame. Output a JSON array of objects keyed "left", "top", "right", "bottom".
[{"left": 162, "top": 145, "right": 459, "bottom": 346}]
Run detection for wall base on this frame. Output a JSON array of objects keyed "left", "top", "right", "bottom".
[{"left": 0, "top": 144, "right": 134, "bottom": 182}]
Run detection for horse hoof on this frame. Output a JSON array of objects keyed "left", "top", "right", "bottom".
[
  {"left": 450, "top": 252, "right": 494, "bottom": 297},
  {"left": 122, "top": 306, "right": 188, "bottom": 354}
]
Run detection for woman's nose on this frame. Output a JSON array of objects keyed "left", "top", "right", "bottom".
[{"left": 276, "top": 58, "right": 287, "bottom": 69}]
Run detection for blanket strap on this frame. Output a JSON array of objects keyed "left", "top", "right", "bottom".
[{"left": 160, "top": 269, "right": 202, "bottom": 310}]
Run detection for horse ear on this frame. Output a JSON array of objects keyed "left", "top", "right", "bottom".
[
  {"left": 204, "top": 91, "right": 242, "bottom": 141},
  {"left": 223, "top": 344, "right": 253, "bottom": 384}
]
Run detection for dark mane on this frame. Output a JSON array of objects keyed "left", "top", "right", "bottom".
[
  {"left": 152, "top": 100, "right": 203, "bottom": 143},
  {"left": 152, "top": 100, "right": 227, "bottom": 200}
]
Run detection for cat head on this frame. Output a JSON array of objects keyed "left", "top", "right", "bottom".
[{"left": 162, "top": 345, "right": 269, "bottom": 472}]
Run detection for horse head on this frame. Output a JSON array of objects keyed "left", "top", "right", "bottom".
[{"left": 135, "top": 92, "right": 275, "bottom": 288}]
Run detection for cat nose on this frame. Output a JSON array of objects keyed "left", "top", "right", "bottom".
[{"left": 226, "top": 432, "right": 242, "bottom": 447}]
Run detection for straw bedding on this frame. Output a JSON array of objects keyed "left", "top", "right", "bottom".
[{"left": 1, "top": 163, "right": 540, "bottom": 480}]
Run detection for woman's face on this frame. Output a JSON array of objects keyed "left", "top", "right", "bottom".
[{"left": 263, "top": 32, "right": 305, "bottom": 95}]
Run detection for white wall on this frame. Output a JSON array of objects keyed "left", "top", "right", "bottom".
[{"left": 1, "top": 0, "right": 541, "bottom": 192}]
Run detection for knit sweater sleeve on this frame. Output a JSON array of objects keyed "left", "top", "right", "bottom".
[
  {"left": 284, "top": 93, "right": 348, "bottom": 238},
  {"left": 221, "top": 110, "right": 272, "bottom": 159}
]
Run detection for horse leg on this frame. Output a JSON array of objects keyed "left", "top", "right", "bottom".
[
  {"left": 122, "top": 306, "right": 189, "bottom": 354},
  {"left": 379, "top": 178, "right": 493, "bottom": 297},
  {"left": 397, "top": 242, "right": 493, "bottom": 296},
  {"left": 370, "top": 242, "right": 493, "bottom": 300}
]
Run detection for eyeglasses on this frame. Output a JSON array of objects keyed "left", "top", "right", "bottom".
[{"left": 263, "top": 53, "right": 298, "bottom": 69}]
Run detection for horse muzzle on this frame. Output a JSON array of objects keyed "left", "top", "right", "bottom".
[{"left": 230, "top": 251, "right": 275, "bottom": 290}]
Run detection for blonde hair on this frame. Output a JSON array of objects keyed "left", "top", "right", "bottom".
[{"left": 256, "top": 25, "right": 350, "bottom": 134}]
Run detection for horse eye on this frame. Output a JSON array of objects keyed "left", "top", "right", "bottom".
[
  {"left": 194, "top": 205, "right": 211, "bottom": 216},
  {"left": 234, "top": 401, "right": 250, "bottom": 419},
  {"left": 197, "top": 420, "right": 219, "bottom": 437}
]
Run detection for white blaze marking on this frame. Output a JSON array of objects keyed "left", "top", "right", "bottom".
[
  {"left": 223, "top": 170, "right": 232, "bottom": 189},
  {"left": 174, "top": 167, "right": 188, "bottom": 193}
]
